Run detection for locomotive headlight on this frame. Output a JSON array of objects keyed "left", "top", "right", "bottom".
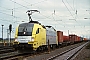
[
  {"left": 31, "top": 37, "right": 34, "bottom": 41},
  {"left": 15, "top": 38, "right": 18, "bottom": 42}
]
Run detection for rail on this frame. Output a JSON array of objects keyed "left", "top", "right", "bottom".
[{"left": 47, "top": 42, "right": 88, "bottom": 60}]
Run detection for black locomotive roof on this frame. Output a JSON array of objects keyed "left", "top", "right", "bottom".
[
  {"left": 19, "top": 23, "right": 34, "bottom": 27},
  {"left": 45, "top": 26, "right": 52, "bottom": 28},
  {"left": 29, "top": 21, "right": 41, "bottom": 25},
  {"left": 19, "top": 21, "right": 46, "bottom": 29}
]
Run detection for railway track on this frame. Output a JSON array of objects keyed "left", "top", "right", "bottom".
[
  {"left": 47, "top": 42, "right": 88, "bottom": 60},
  {"left": 0, "top": 46, "right": 14, "bottom": 54},
  {"left": 0, "top": 46, "right": 13, "bottom": 50},
  {"left": 2, "top": 50, "right": 48, "bottom": 60},
  {"left": 0, "top": 46, "right": 20, "bottom": 60},
  {"left": 0, "top": 51, "right": 19, "bottom": 59},
  {"left": 0, "top": 46, "right": 31, "bottom": 60},
  {"left": 0, "top": 50, "right": 31, "bottom": 60},
  {"left": 0, "top": 42, "right": 88, "bottom": 60},
  {"left": 0, "top": 48, "right": 42, "bottom": 60}
]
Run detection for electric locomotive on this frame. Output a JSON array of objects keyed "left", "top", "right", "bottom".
[
  {"left": 13, "top": 10, "right": 58, "bottom": 52},
  {"left": 13, "top": 21, "right": 46, "bottom": 51}
]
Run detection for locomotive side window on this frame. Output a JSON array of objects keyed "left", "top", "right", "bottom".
[{"left": 36, "top": 28, "right": 39, "bottom": 34}]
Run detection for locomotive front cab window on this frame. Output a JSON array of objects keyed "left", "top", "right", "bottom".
[{"left": 18, "top": 23, "right": 34, "bottom": 36}]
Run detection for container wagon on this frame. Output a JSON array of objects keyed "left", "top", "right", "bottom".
[
  {"left": 57, "top": 31, "right": 63, "bottom": 45},
  {"left": 63, "top": 35, "right": 70, "bottom": 44},
  {"left": 69, "top": 34, "right": 77, "bottom": 44}
]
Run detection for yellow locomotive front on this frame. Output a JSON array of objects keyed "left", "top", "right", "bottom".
[{"left": 13, "top": 21, "right": 46, "bottom": 51}]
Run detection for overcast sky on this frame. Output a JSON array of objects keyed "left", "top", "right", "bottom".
[{"left": 0, "top": 0, "right": 90, "bottom": 39}]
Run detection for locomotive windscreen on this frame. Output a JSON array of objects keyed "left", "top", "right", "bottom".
[{"left": 18, "top": 23, "right": 34, "bottom": 36}]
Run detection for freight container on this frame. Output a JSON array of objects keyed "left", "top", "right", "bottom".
[
  {"left": 83, "top": 38, "right": 88, "bottom": 41},
  {"left": 69, "top": 34, "right": 77, "bottom": 43},
  {"left": 77, "top": 36, "right": 81, "bottom": 42},
  {"left": 57, "top": 31, "right": 63, "bottom": 44},
  {"left": 63, "top": 35, "right": 69, "bottom": 42}
]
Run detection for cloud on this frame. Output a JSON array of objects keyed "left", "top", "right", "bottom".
[{"left": 0, "top": 0, "right": 90, "bottom": 38}]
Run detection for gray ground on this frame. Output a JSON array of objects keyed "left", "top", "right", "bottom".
[
  {"left": 24, "top": 42, "right": 86, "bottom": 60},
  {"left": 73, "top": 42, "right": 90, "bottom": 60}
]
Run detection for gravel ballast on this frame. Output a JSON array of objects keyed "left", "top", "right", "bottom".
[
  {"left": 24, "top": 42, "right": 87, "bottom": 60},
  {"left": 73, "top": 41, "right": 90, "bottom": 60}
]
